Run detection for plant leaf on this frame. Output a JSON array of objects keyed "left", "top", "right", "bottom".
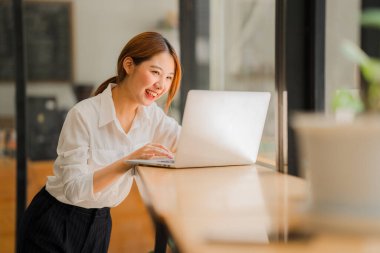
[
  {"left": 331, "top": 89, "right": 364, "bottom": 113},
  {"left": 362, "top": 9, "right": 380, "bottom": 29},
  {"left": 361, "top": 58, "right": 380, "bottom": 83},
  {"left": 341, "top": 40, "right": 369, "bottom": 65}
]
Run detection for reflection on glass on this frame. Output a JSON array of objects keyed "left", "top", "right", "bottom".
[
  {"left": 0, "top": 1, "right": 179, "bottom": 252},
  {"left": 325, "top": 0, "right": 361, "bottom": 114},
  {"left": 209, "top": 0, "right": 276, "bottom": 165},
  {"left": 0, "top": 0, "right": 17, "bottom": 251}
]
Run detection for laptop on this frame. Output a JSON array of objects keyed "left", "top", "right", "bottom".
[{"left": 126, "top": 90, "right": 270, "bottom": 168}]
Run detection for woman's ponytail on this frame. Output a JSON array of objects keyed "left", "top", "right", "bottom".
[
  {"left": 93, "top": 32, "right": 182, "bottom": 111},
  {"left": 93, "top": 76, "right": 117, "bottom": 96}
]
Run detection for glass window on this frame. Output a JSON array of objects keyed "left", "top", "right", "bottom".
[
  {"left": 325, "top": 0, "right": 361, "bottom": 113},
  {"left": 0, "top": 1, "right": 17, "bottom": 252},
  {"left": 0, "top": 1, "right": 179, "bottom": 252},
  {"left": 209, "top": 0, "right": 276, "bottom": 166}
]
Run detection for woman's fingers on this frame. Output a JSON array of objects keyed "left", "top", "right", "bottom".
[
  {"left": 148, "top": 143, "right": 172, "bottom": 153},
  {"left": 131, "top": 143, "right": 174, "bottom": 160},
  {"left": 147, "top": 145, "right": 174, "bottom": 159}
]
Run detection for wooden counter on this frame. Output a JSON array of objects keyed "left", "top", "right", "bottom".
[{"left": 135, "top": 164, "right": 380, "bottom": 253}]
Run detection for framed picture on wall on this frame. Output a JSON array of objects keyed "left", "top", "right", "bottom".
[{"left": 0, "top": 1, "right": 73, "bottom": 82}]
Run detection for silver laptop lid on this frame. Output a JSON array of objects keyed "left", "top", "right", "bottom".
[{"left": 174, "top": 90, "right": 270, "bottom": 168}]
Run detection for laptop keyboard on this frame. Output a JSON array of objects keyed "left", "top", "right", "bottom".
[{"left": 154, "top": 158, "right": 175, "bottom": 164}]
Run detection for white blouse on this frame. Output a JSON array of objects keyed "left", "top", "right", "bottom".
[{"left": 46, "top": 83, "right": 181, "bottom": 208}]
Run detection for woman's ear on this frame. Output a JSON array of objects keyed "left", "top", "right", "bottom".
[{"left": 123, "top": 57, "right": 134, "bottom": 75}]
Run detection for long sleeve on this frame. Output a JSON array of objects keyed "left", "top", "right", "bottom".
[
  {"left": 46, "top": 83, "right": 177, "bottom": 208},
  {"left": 52, "top": 107, "right": 98, "bottom": 204}
]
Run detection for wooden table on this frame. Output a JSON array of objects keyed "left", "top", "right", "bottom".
[{"left": 135, "top": 164, "right": 380, "bottom": 253}]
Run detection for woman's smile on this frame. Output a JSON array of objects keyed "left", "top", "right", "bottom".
[{"left": 145, "top": 88, "right": 160, "bottom": 100}]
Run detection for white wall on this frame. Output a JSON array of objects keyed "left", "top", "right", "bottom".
[
  {"left": 74, "top": 0, "right": 178, "bottom": 85},
  {"left": 0, "top": 0, "right": 178, "bottom": 116}
]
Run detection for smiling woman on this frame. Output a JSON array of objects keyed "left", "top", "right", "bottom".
[
  {"left": 118, "top": 52, "right": 175, "bottom": 107},
  {"left": 94, "top": 31, "right": 182, "bottom": 112},
  {"left": 16, "top": 31, "right": 183, "bottom": 253}
]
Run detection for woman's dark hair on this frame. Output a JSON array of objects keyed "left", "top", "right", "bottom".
[{"left": 94, "top": 31, "right": 182, "bottom": 112}]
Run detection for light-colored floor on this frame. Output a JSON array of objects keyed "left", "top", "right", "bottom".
[{"left": 0, "top": 158, "right": 155, "bottom": 253}]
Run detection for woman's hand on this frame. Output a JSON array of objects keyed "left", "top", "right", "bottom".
[{"left": 127, "top": 143, "right": 174, "bottom": 160}]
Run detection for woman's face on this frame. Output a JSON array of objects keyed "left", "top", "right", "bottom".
[{"left": 124, "top": 52, "right": 175, "bottom": 106}]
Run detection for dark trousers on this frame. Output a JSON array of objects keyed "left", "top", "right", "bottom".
[{"left": 17, "top": 187, "right": 112, "bottom": 253}]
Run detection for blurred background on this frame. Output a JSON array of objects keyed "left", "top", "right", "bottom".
[{"left": 0, "top": 0, "right": 373, "bottom": 252}]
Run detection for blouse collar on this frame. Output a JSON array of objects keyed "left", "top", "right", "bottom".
[{"left": 98, "top": 83, "right": 150, "bottom": 128}]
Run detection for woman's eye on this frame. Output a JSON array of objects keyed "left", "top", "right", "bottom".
[
  {"left": 167, "top": 76, "right": 173, "bottom": 80},
  {"left": 152, "top": 71, "right": 160, "bottom": 75}
]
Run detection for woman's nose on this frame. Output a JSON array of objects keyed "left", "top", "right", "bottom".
[{"left": 154, "top": 79, "right": 163, "bottom": 90}]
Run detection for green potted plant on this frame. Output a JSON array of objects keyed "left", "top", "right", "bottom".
[
  {"left": 292, "top": 9, "right": 380, "bottom": 233},
  {"left": 338, "top": 8, "right": 380, "bottom": 114}
]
